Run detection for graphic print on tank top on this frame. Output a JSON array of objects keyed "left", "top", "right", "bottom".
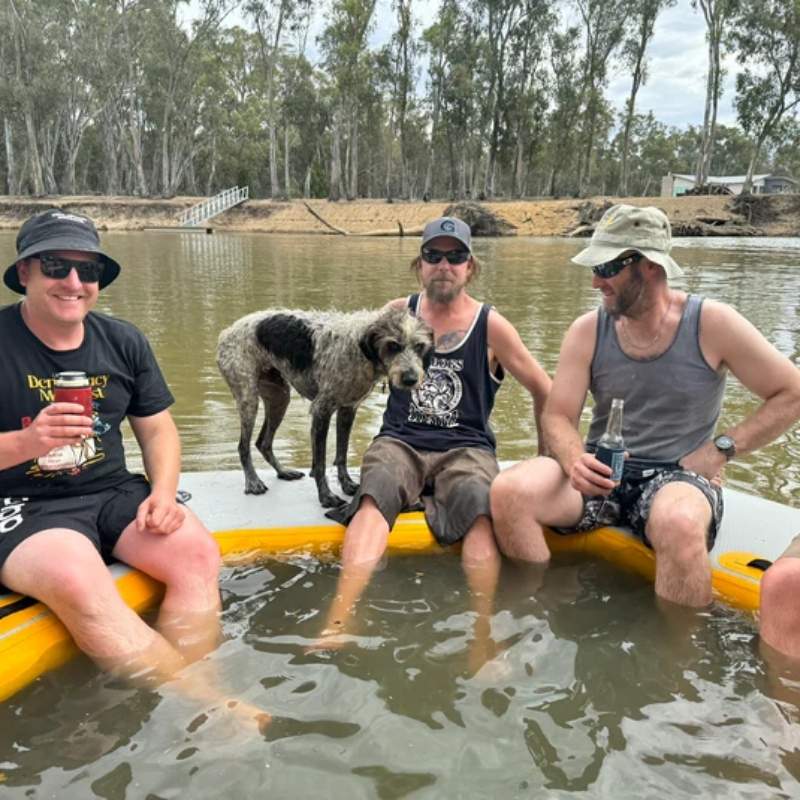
[{"left": 408, "top": 355, "right": 464, "bottom": 428}]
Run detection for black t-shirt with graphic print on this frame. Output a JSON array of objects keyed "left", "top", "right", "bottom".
[{"left": 0, "top": 303, "right": 174, "bottom": 498}]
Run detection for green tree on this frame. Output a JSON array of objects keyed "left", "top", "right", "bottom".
[{"left": 728, "top": 0, "right": 800, "bottom": 192}]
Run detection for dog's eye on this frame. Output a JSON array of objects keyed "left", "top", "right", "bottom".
[
  {"left": 385, "top": 341, "right": 402, "bottom": 355},
  {"left": 414, "top": 343, "right": 428, "bottom": 355}
]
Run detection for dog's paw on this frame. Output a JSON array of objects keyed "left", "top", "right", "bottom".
[
  {"left": 244, "top": 480, "right": 268, "bottom": 495},
  {"left": 277, "top": 468, "right": 305, "bottom": 481},
  {"left": 340, "top": 479, "right": 360, "bottom": 496},
  {"left": 319, "top": 492, "right": 348, "bottom": 509}
]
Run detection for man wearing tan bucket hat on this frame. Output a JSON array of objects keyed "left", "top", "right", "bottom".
[
  {"left": 490, "top": 204, "right": 800, "bottom": 630},
  {"left": 0, "top": 209, "right": 231, "bottom": 704}
]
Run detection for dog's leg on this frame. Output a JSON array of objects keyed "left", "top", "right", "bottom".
[
  {"left": 236, "top": 392, "right": 268, "bottom": 494},
  {"left": 310, "top": 401, "right": 346, "bottom": 508},
  {"left": 334, "top": 406, "right": 359, "bottom": 495},
  {"left": 256, "top": 371, "right": 304, "bottom": 481}
]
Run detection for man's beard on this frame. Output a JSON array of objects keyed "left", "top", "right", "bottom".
[
  {"left": 426, "top": 277, "right": 462, "bottom": 303},
  {"left": 606, "top": 266, "right": 645, "bottom": 318}
]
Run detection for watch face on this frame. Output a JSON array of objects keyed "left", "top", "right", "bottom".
[{"left": 715, "top": 435, "right": 735, "bottom": 452}]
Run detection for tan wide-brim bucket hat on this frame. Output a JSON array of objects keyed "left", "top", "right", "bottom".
[{"left": 571, "top": 204, "right": 683, "bottom": 279}]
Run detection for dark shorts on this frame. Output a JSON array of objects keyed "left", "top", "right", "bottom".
[
  {"left": 0, "top": 475, "right": 151, "bottom": 576},
  {"left": 327, "top": 436, "right": 499, "bottom": 546},
  {"left": 551, "top": 466, "right": 724, "bottom": 550}
]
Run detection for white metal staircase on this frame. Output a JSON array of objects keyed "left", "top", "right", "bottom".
[{"left": 178, "top": 186, "right": 249, "bottom": 227}]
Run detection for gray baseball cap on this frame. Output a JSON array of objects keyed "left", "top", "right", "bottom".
[
  {"left": 571, "top": 204, "right": 683, "bottom": 279},
  {"left": 4, "top": 208, "right": 121, "bottom": 294},
  {"left": 421, "top": 216, "right": 471, "bottom": 251}
]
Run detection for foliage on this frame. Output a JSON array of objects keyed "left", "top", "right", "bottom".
[{"left": 0, "top": 0, "right": 797, "bottom": 200}]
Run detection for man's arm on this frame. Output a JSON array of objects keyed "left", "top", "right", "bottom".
[
  {"left": 681, "top": 300, "right": 800, "bottom": 477},
  {"left": 544, "top": 312, "right": 617, "bottom": 496},
  {"left": 129, "top": 410, "right": 185, "bottom": 535},
  {"left": 487, "top": 310, "right": 551, "bottom": 453}
]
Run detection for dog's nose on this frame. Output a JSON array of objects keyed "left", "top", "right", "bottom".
[{"left": 401, "top": 369, "right": 419, "bottom": 387}]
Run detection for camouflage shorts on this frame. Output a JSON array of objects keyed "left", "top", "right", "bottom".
[{"left": 551, "top": 467, "right": 724, "bottom": 550}]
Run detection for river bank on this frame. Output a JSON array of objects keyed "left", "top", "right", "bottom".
[{"left": 0, "top": 194, "right": 797, "bottom": 237}]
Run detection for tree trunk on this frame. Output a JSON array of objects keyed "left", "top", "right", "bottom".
[
  {"left": 348, "top": 109, "right": 358, "bottom": 200},
  {"left": 329, "top": 109, "right": 343, "bottom": 201},
  {"left": 284, "top": 123, "right": 291, "bottom": 198},
  {"left": 4, "top": 118, "right": 19, "bottom": 195}
]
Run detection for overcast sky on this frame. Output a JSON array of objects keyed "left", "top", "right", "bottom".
[{"left": 202, "top": 0, "right": 740, "bottom": 130}]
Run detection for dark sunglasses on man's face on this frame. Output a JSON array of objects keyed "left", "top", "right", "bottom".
[
  {"left": 591, "top": 251, "right": 643, "bottom": 279},
  {"left": 421, "top": 248, "right": 470, "bottom": 265},
  {"left": 38, "top": 254, "right": 105, "bottom": 283}
]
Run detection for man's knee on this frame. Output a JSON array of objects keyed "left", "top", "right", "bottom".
[
  {"left": 761, "top": 556, "right": 800, "bottom": 611},
  {"left": 491, "top": 457, "right": 563, "bottom": 515},
  {"left": 647, "top": 505, "right": 710, "bottom": 560},
  {"left": 171, "top": 518, "right": 221, "bottom": 584},
  {"left": 461, "top": 517, "right": 498, "bottom": 565}
]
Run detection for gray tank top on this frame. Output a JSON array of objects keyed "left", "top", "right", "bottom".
[{"left": 586, "top": 294, "right": 726, "bottom": 464}]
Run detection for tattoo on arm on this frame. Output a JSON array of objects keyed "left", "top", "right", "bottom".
[{"left": 436, "top": 330, "right": 468, "bottom": 349}]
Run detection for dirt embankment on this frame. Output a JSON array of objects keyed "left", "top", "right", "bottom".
[{"left": 0, "top": 193, "right": 797, "bottom": 237}]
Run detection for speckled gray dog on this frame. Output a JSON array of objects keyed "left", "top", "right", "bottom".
[{"left": 217, "top": 306, "right": 434, "bottom": 508}]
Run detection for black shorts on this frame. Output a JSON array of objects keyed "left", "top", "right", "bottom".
[
  {"left": 551, "top": 467, "right": 724, "bottom": 550},
  {"left": 0, "top": 475, "right": 151, "bottom": 576}
]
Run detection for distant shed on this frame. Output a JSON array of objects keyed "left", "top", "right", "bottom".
[{"left": 661, "top": 172, "right": 798, "bottom": 197}]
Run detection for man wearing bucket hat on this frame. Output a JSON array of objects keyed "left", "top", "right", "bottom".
[
  {"left": 0, "top": 208, "right": 223, "bottom": 688},
  {"left": 315, "top": 216, "right": 551, "bottom": 660},
  {"left": 490, "top": 204, "right": 800, "bottom": 615}
]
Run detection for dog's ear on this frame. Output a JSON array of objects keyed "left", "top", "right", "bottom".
[{"left": 359, "top": 330, "right": 381, "bottom": 365}]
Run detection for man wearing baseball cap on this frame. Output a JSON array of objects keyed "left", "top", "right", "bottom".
[
  {"left": 490, "top": 204, "right": 800, "bottom": 620},
  {"left": 0, "top": 209, "right": 223, "bottom": 692},
  {"left": 316, "top": 216, "right": 551, "bottom": 663}
]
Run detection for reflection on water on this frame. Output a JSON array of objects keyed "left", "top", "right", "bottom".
[
  {"left": 1, "top": 232, "right": 800, "bottom": 796},
  {"left": 2, "top": 555, "right": 799, "bottom": 797}
]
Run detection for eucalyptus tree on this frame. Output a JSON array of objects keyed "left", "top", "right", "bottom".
[
  {"left": 383, "top": 0, "right": 417, "bottom": 199},
  {"left": 574, "top": 0, "right": 629, "bottom": 196},
  {"left": 0, "top": 2, "right": 20, "bottom": 194},
  {"left": 692, "top": 0, "right": 734, "bottom": 187},
  {"left": 320, "top": 0, "right": 378, "bottom": 200},
  {"left": 427, "top": 0, "right": 488, "bottom": 199},
  {"left": 471, "top": 0, "right": 525, "bottom": 198},
  {"left": 5, "top": 0, "right": 51, "bottom": 195},
  {"left": 617, "top": 0, "right": 675, "bottom": 196},
  {"left": 245, "top": 0, "right": 312, "bottom": 199},
  {"left": 544, "top": 27, "right": 582, "bottom": 196},
  {"left": 505, "top": 0, "right": 553, "bottom": 197},
  {"left": 728, "top": 0, "right": 800, "bottom": 193}
]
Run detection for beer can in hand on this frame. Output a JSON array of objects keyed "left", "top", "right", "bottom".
[{"left": 53, "top": 371, "right": 94, "bottom": 418}]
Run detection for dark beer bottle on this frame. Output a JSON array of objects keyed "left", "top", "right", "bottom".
[{"left": 596, "top": 398, "right": 624, "bottom": 482}]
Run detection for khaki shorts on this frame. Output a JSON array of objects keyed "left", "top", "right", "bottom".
[
  {"left": 327, "top": 436, "right": 499, "bottom": 546},
  {"left": 777, "top": 534, "right": 800, "bottom": 560}
]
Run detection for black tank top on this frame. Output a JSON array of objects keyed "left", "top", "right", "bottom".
[{"left": 377, "top": 294, "right": 503, "bottom": 453}]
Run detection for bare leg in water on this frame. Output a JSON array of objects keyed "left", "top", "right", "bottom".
[
  {"left": 462, "top": 516, "right": 502, "bottom": 675},
  {"left": 1, "top": 516, "right": 270, "bottom": 732},
  {"left": 311, "top": 497, "right": 390, "bottom": 649}
]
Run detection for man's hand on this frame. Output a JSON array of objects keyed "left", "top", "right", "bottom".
[
  {"left": 136, "top": 488, "right": 185, "bottom": 535},
  {"left": 24, "top": 402, "right": 94, "bottom": 458},
  {"left": 568, "top": 452, "right": 618, "bottom": 497},
  {"left": 679, "top": 440, "right": 727, "bottom": 484}
]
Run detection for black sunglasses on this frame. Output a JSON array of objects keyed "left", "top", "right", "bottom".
[
  {"left": 39, "top": 254, "right": 105, "bottom": 283},
  {"left": 591, "top": 252, "right": 643, "bottom": 279},
  {"left": 421, "top": 248, "right": 470, "bottom": 265}
]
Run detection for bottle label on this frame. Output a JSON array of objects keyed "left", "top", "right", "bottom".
[{"left": 596, "top": 446, "right": 624, "bottom": 482}]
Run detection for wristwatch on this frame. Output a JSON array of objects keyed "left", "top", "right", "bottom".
[{"left": 713, "top": 434, "right": 737, "bottom": 460}]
